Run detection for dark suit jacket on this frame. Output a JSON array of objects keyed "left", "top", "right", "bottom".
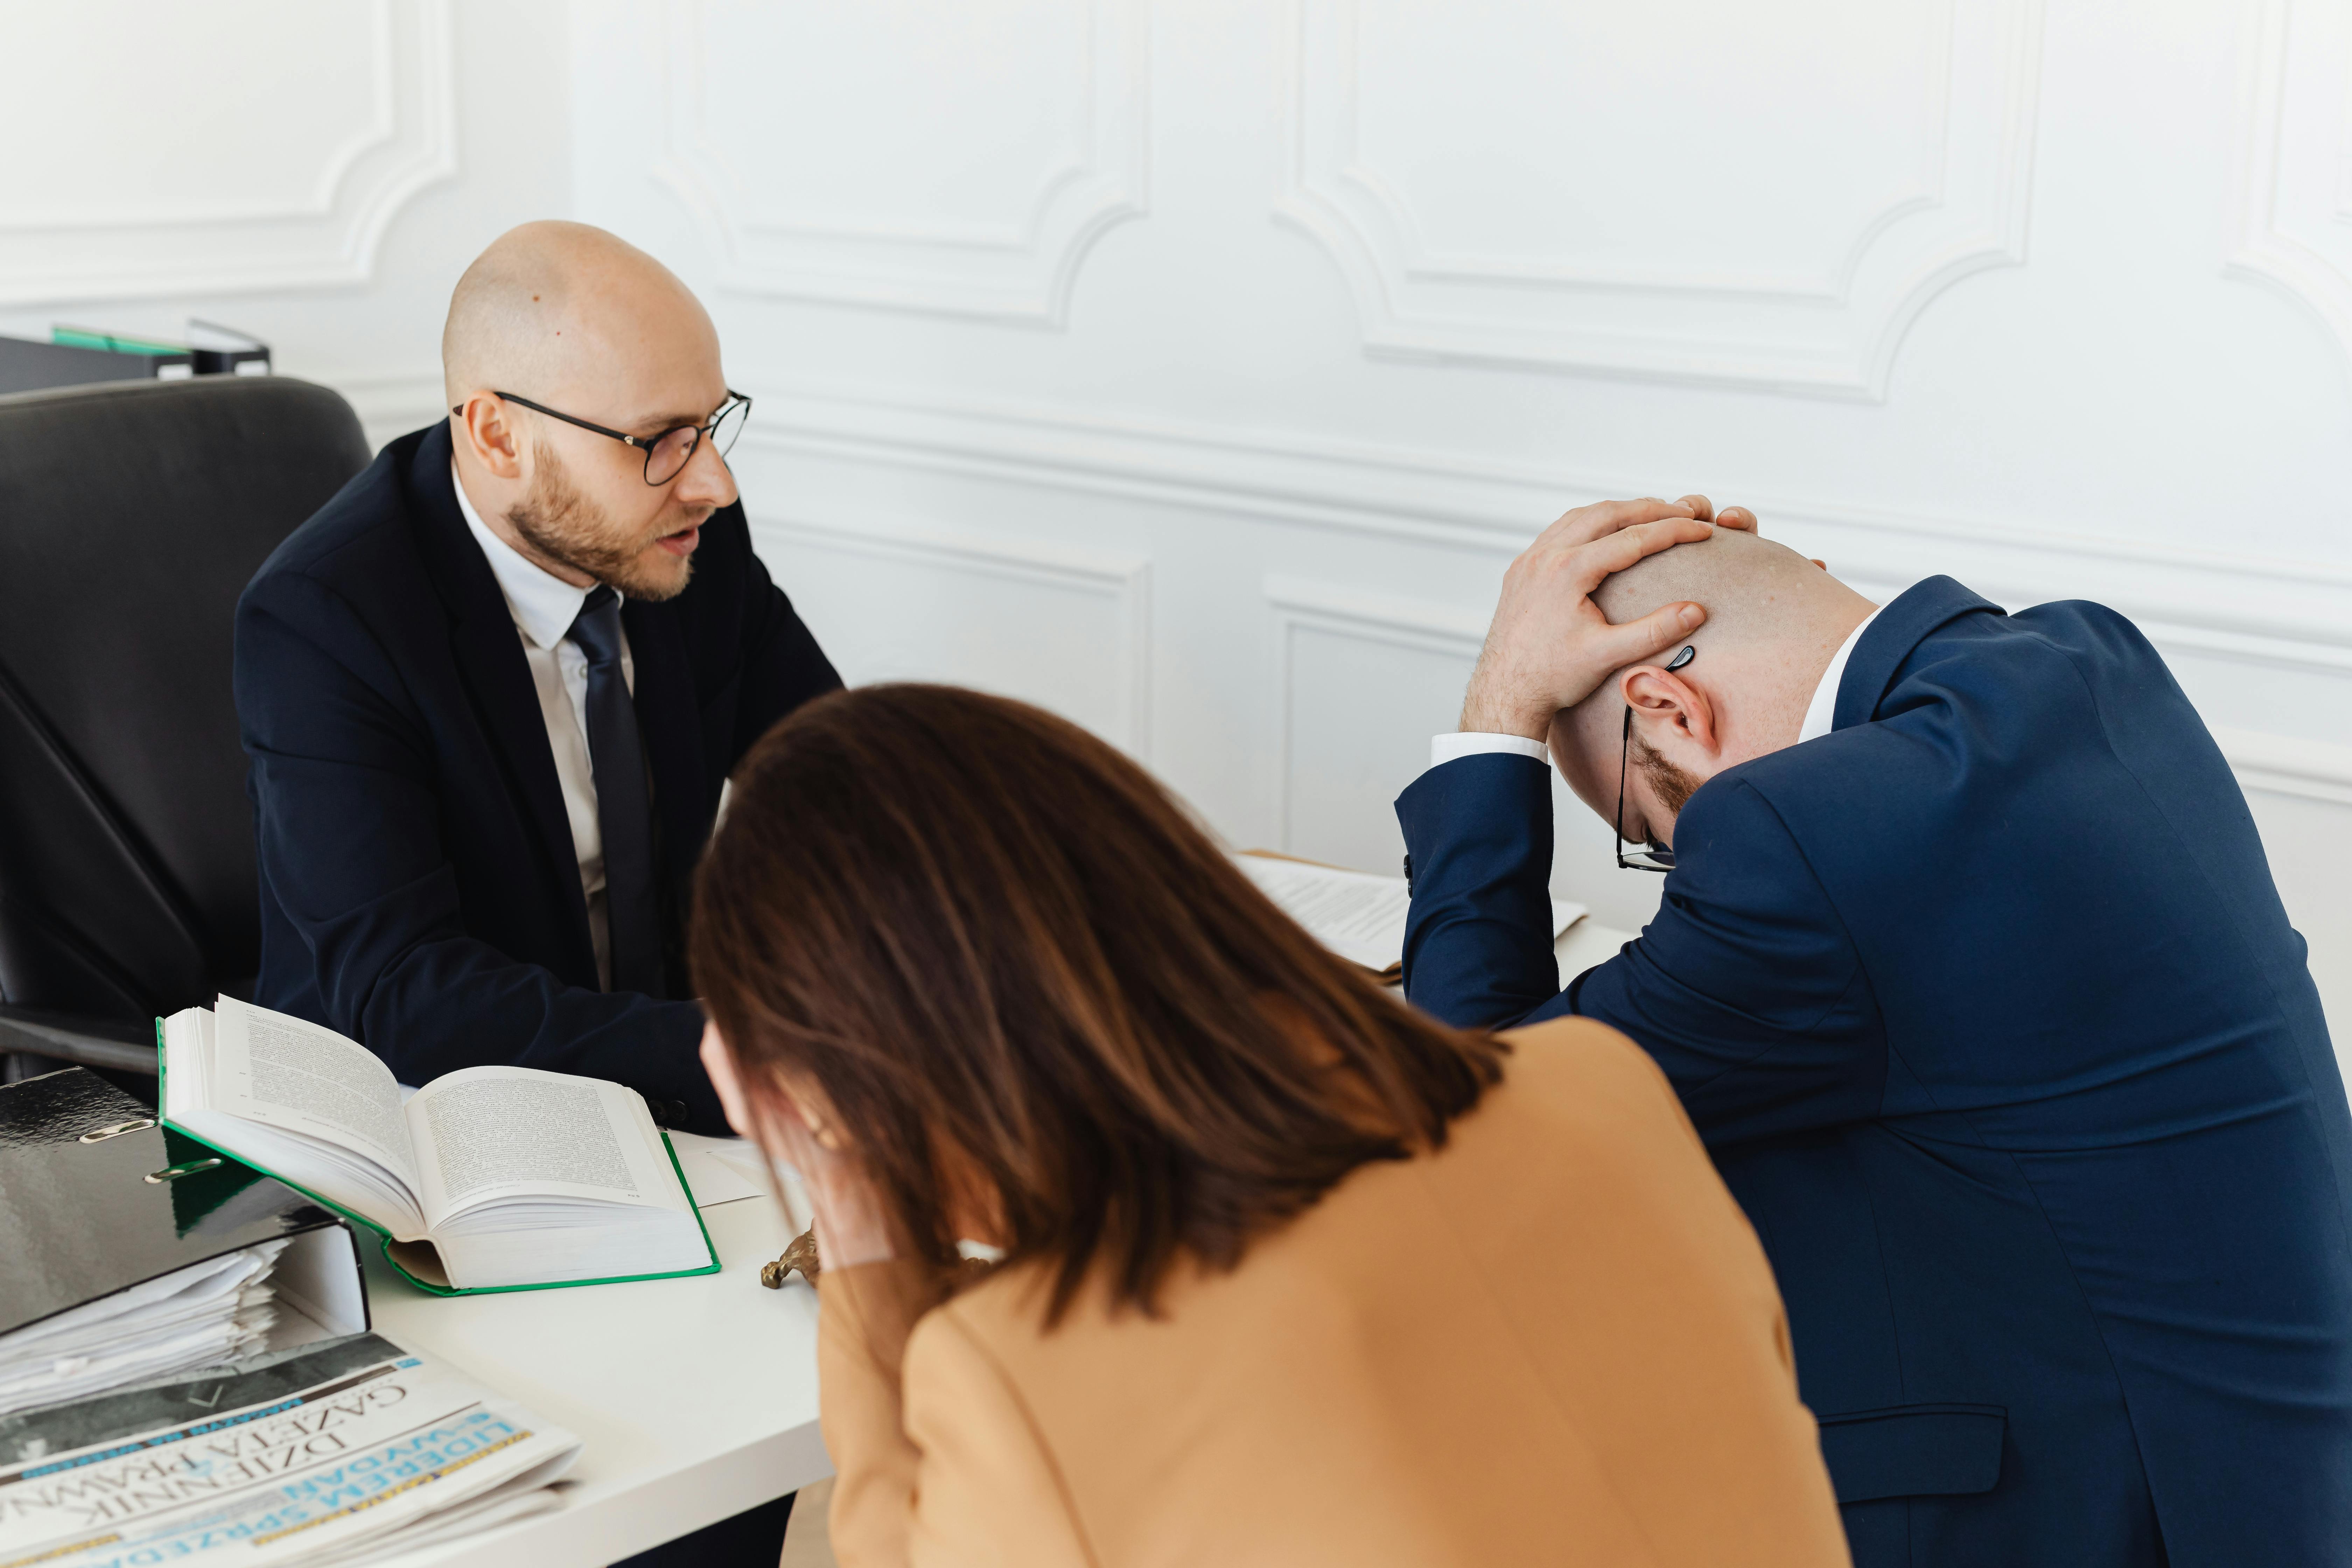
[
  {"left": 1396, "top": 576, "right": 2352, "bottom": 1567},
  {"left": 234, "top": 422, "right": 840, "bottom": 1133}
]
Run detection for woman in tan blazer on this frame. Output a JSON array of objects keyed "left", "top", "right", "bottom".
[{"left": 691, "top": 684, "right": 1848, "bottom": 1568}]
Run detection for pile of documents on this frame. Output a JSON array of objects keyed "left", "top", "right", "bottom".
[
  {"left": 0, "top": 1332, "right": 580, "bottom": 1567},
  {"left": 1232, "top": 850, "right": 1585, "bottom": 980},
  {"left": 0, "top": 1240, "right": 288, "bottom": 1418}
]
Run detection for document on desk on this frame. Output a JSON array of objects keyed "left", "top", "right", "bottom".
[
  {"left": 159, "top": 998, "right": 720, "bottom": 1296},
  {"left": 1234, "top": 852, "right": 1584, "bottom": 980},
  {"left": 666, "top": 1131, "right": 816, "bottom": 1230},
  {"left": 0, "top": 1331, "right": 579, "bottom": 1568}
]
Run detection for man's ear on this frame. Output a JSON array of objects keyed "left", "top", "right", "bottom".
[
  {"left": 453, "top": 392, "right": 526, "bottom": 481},
  {"left": 1619, "top": 665, "right": 1721, "bottom": 759}
]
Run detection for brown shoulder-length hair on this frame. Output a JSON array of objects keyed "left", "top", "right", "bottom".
[{"left": 690, "top": 684, "right": 1507, "bottom": 1321}]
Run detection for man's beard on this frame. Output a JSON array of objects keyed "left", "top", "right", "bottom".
[
  {"left": 506, "top": 441, "right": 698, "bottom": 602},
  {"left": 1633, "top": 736, "right": 1703, "bottom": 820}
]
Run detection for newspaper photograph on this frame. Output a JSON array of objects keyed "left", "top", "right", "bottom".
[{"left": 0, "top": 1333, "right": 580, "bottom": 1568}]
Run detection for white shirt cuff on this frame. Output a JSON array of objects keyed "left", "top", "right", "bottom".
[{"left": 1428, "top": 732, "right": 1550, "bottom": 771}]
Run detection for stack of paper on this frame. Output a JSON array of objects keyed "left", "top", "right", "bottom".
[
  {"left": 1233, "top": 851, "right": 1585, "bottom": 980},
  {"left": 0, "top": 1241, "right": 286, "bottom": 1418}
]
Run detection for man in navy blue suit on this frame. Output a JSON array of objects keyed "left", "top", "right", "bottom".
[
  {"left": 236, "top": 223, "right": 839, "bottom": 1563},
  {"left": 1396, "top": 498, "right": 2352, "bottom": 1566}
]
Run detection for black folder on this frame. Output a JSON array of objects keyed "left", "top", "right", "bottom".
[
  {"left": 0, "top": 335, "right": 191, "bottom": 396},
  {"left": 186, "top": 319, "right": 272, "bottom": 377},
  {"left": 0, "top": 1068, "right": 369, "bottom": 1358}
]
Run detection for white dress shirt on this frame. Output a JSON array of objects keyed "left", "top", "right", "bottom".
[
  {"left": 451, "top": 462, "right": 634, "bottom": 990},
  {"left": 1795, "top": 606, "right": 1881, "bottom": 745},
  {"left": 1426, "top": 605, "right": 1884, "bottom": 772}
]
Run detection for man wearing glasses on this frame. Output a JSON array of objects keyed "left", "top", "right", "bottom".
[
  {"left": 236, "top": 225, "right": 835, "bottom": 1562},
  {"left": 235, "top": 219, "right": 839, "bottom": 1139},
  {"left": 1394, "top": 503, "right": 2351, "bottom": 1567}
]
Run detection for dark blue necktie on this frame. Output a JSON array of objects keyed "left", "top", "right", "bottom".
[{"left": 568, "top": 586, "right": 662, "bottom": 995}]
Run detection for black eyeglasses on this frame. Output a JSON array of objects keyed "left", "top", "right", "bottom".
[
  {"left": 1616, "top": 643, "right": 1695, "bottom": 873},
  {"left": 452, "top": 390, "right": 751, "bottom": 485}
]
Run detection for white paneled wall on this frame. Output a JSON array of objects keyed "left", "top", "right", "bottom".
[
  {"left": 4, "top": 0, "right": 2347, "bottom": 1036},
  {"left": 0, "top": 0, "right": 572, "bottom": 448}
]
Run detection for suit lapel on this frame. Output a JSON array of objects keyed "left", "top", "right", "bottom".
[
  {"left": 1832, "top": 575, "right": 2003, "bottom": 732},
  {"left": 405, "top": 429, "right": 595, "bottom": 959}
]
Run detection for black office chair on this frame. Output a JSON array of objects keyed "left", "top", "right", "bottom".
[{"left": 0, "top": 376, "right": 372, "bottom": 1093}]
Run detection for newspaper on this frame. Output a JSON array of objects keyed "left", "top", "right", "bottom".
[{"left": 0, "top": 1332, "right": 580, "bottom": 1568}]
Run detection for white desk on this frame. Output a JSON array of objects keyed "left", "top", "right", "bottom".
[
  {"left": 370, "top": 917, "right": 1638, "bottom": 1566},
  {"left": 373, "top": 1192, "right": 828, "bottom": 1567}
]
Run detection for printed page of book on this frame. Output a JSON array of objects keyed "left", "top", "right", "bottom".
[
  {"left": 406, "top": 1065, "right": 689, "bottom": 1231},
  {"left": 207, "top": 996, "right": 422, "bottom": 1209},
  {"left": 1233, "top": 852, "right": 1586, "bottom": 972},
  {"left": 162, "top": 1010, "right": 424, "bottom": 1240}
]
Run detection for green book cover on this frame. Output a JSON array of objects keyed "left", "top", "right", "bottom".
[
  {"left": 154, "top": 1021, "right": 721, "bottom": 1298},
  {"left": 53, "top": 327, "right": 189, "bottom": 357}
]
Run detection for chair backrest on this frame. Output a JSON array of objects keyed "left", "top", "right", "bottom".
[{"left": 0, "top": 376, "right": 371, "bottom": 1020}]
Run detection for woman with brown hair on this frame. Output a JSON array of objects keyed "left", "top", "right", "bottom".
[{"left": 691, "top": 684, "right": 1845, "bottom": 1568}]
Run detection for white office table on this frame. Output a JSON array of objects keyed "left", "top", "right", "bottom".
[
  {"left": 373, "top": 1176, "right": 828, "bottom": 1567},
  {"left": 369, "top": 916, "right": 1638, "bottom": 1566}
]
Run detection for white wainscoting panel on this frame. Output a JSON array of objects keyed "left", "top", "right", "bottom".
[
  {"left": 1264, "top": 575, "right": 1667, "bottom": 937},
  {"left": 2225, "top": 0, "right": 2352, "bottom": 372},
  {"left": 656, "top": 0, "right": 1147, "bottom": 322},
  {"left": 1277, "top": 0, "right": 2044, "bottom": 396},
  {"left": 746, "top": 382, "right": 2352, "bottom": 748},
  {"left": 0, "top": 0, "right": 455, "bottom": 304},
  {"left": 751, "top": 517, "right": 1152, "bottom": 757}
]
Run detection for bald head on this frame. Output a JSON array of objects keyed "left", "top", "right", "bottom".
[
  {"left": 442, "top": 221, "right": 718, "bottom": 411},
  {"left": 1552, "top": 526, "right": 1877, "bottom": 839},
  {"left": 442, "top": 222, "right": 739, "bottom": 603},
  {"left": 1591, "top": 526, "right": 1859, "bottom": 664}
]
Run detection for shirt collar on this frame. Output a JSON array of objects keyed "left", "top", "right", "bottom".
[
  {"left": 450, "top": 459, "right": 591, "bottom": 652},
  {"left": 1798, "top": 604, "right": 1883, "bottom": 745}
]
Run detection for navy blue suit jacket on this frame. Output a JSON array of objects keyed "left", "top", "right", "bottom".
[
  {"left": 1397, "top": 577, "right": 2352, "bottom": 1567},
  {"left": 233, "top": 423, "right": 840, "bottom": 1133}
]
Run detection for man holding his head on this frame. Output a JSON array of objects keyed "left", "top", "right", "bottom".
[
  {"left": 1396, "top": 500, "right": 2352, "bottom": 1566},
  {"left": 236, "top": 220, "right": 838, "bottom": 1139}
]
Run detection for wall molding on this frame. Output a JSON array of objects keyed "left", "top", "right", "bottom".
[
  {"left": 324, "top": 369, "right": 445, "bottom": 448},
  {"left": 1263, "top": 581, "right": 2352, "bottom": 820},
  {"left": 655, "top": 0, "right": 1148, "bottom": 324},
  {"left": 2223, "top": 0, "right": 2352, "bottom": 374},
  {"left": 736, "top": 382, "right": 2352, "bottom": 678},
  {"left": 2212, "top": 726, "right": 2352, "bottom": 807},
  {"left": 0, "top": 0, "right": 455, "bottom": 305},
  {"left": 1273, "top": 0, "right": 2045, "bottom": 398},
  {"left": 750, "top": 514, "right": 1154, "bottom": 757},
  {"left": 1262, "top": 576, "right": 1480, "bottom": 851},
  {"left": 304, "top": 371, "right": 2350, "bottom": 812}
]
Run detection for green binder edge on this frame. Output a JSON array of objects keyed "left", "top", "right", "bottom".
[
  {"left": 53, "top": 327, "right": 190, "bottom": 357},
  {"left": 153, "top": 1020, "right": 722, "bottom": 1297}
]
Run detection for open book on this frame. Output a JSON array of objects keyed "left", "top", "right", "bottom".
[{"left": 159, "top": 997, "right": 717, "bottom": 1295}]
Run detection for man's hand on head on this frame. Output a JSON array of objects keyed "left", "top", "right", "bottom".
[{"left": 1458, "top": 495, "right": 1757, "bottom": 741}]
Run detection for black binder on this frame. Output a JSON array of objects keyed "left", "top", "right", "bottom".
[
  {"left": 186, "top": 320, "right": 272, "bottom": 377},
  {"left": 0, "top": 335, "right": 191, "bottom": 396},
  {"left": 0, "top": 1068, "right": 368, "bottom": 1355}
]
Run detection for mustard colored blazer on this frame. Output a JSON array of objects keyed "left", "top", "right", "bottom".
[{"left": 816, "top": 1017, "right": 1850, "bottom": 1566}]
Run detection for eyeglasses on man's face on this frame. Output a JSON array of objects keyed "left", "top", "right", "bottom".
[
  {"left": 1615, "top": 643, "right": 1695, "bottom": 874},
  {"left": 450, "top": 390, "right": 752, "bottom": 485}
]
